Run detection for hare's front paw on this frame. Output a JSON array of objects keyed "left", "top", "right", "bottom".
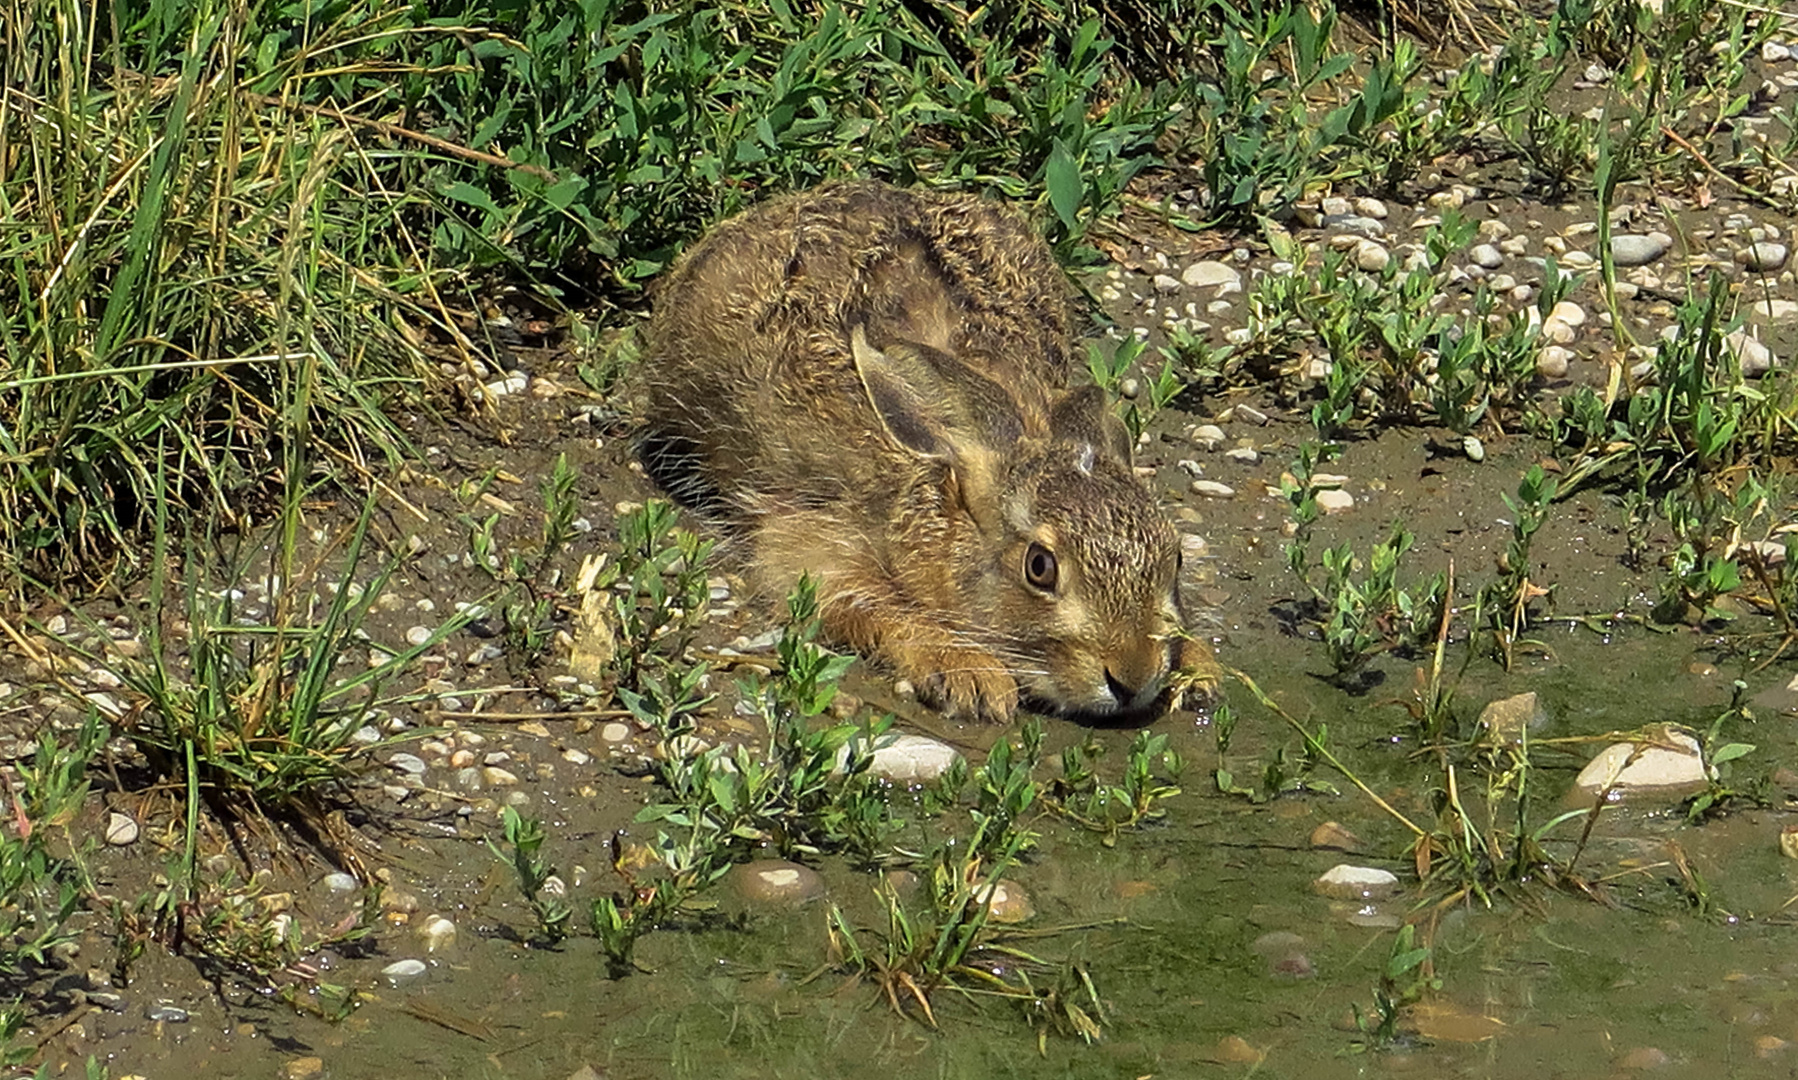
[
  {"left": 1170, "top": 634, "right": 1223, "bottom": 707},
  {"left": 901, "top": 645, "right": 1019, "bottom": 724}
]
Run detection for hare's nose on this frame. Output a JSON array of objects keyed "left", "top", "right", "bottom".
[{"left": 1104, "top": 669, "right": 1141, "bottom": 708}]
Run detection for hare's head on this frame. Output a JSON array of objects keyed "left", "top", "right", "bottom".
[{"left": 853, "top": 329, "right": 1189, "bottom": 718}]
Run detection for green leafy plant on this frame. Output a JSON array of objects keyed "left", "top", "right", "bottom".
[{"left": 490, "top": 806, "right": 573, "bottom": 946}]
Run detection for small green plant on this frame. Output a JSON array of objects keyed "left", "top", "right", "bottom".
[
  {"left": 604, "top": 500, "right": 717, "bottom": 696},
  {"left": 0, "top": 714, "right": 100, "bottom": 975},
  {"left": 1684, "top": 680, "right": 1763, "bottom": 821},
  {"left": 489, "top": 806, "right": 573, "bottom": 947},
  {"left": 1045, "top": 730, "right": 1184, "bottom": 839},
  {"left": 1212, "top": 702, "right": 1340, "bottom": 803},
  {"left": 1350, "top": 925, "right": 1439, "bottom": 1052},
  {"left": 1479, "top": 465, "right": 1557, "bottom": 668}
]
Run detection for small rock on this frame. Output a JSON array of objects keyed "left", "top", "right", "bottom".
[
  {"left": 1191, "top": 480, "right": 1236, "bottom": 498},
  {"left": 1780, "top": 825, "right": 1798, "bottom": 860},
  {"left": 146, "top": 1003, "right": 190, "bottom": 1023},
  {"left": 1477, "top": 691, "right": 1548, "bottom": 742},
  {"left": 1151, "top": 273, "right": 1182, "bottom": 293},
  {"left": 404, "top": 626, "right": 432, "bottom": 647},
  {"left": 1611, "top": 232, "right": 1672, "bottom": 267},
  {"left": 1535, "top": 346, "right": 1572, "bottom": 380},
  {"left": 1353, "top": 196, "right": 1388, "bottom": 220},
  {"left": 1324, "top": 214, "right": 1384, "bottom": 238},
  {"left": 1223, "top": 446, "right": 1259, "bottom": 464},
  {"left": 1462, "top": 435, "right": 1485, "bottom": 462},
  {"left": 387, "top": 752, "right": 427, "bottom": 775},
  {"left": 417, "top": 914, "right": 457, "bottom": 953},
  {"left": 1234, "top": 404, "right": 1269, "bottom": 425},
  {"left": 1315, "top": 489, "right": 1354, "bottom": 514},
  {"left": 1313, "top": 864, "right": 1400, "bottom": 900},
  {"left": 1737, "top": 242, "right": 1791, "bottom": 274},
  {"left": 484, "top": 372, "right": 529, "bottom": 397},
  {"left": 1548, "top": 300, "right": 1586, "bottom": 326},
  {"left": 1573, "top": 726, "right": 1707, "bottom": 800},
  {"left": 1210, "top": 1035, "right": 1265, "bottom": 1064},
  {"left": 104, "top": 812, "right": 138, "bottom": 846},
  {"left": 322, "top": 872, "right": 360, "bottom": 893},
  {"left": 1190, "top": 423, "right": 1226, "bottom": 451},
  {"left": 1725, "top": 329, "right": 1774, "bottom": 376},
  {"left": 731, "top": 861, "right": 825, "bottom": 907},
  {"left": 279, "top": 1057, "right": 325, "bottom": 1080},
  {"left": 982, "top": 880, "right": 1034, "bottom": 923},
  {"left": 481, "top": 766, "right": 519, "bottom": 787},
  {"left": 1468, "top": 243, "right": 1505, "bottom": 269},
  {"left": 1763, "top": 40, "right": 1792, "bottom": 63},
  {"left": 844, "top": 733, "right": 961, "bottom": 785},
  {"left": 600, "top": 722, "right": 631, "bottom": 743},
  {"left": 1182, "top": 261, "right": 1240, "bottom": 289},
  {"left": 1353, "top": 239, "right": 1390, "bottom": 273},
  {"left": 382, "top": 959, "right": 428, "bottom": 980},
  {"left": 1309, "top": 821, "right": 1363, "bottom": 851},
  {"left": 1541, "top": 318, "right": 1577, "bottom": 345},
  {"left": 1615, "top": 1047, "right": 1670, "bottom": 1071}
]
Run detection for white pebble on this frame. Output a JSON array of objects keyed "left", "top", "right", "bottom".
[
  {"left": 1191, "top": 480, "right": 1236, "bottom": 498},
  {"left": 1315, "top": 489, "right": 1355, "bottom": 514}
]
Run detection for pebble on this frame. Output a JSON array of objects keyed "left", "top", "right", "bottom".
[
  {"left": 1737, "top": 242, "right": 1791, "bottom": 273},
  {"left": 1478, "top": 692, "right": 1549, "bottom": 742},
  {"left": 484, "top": 372, "right": 529, "bottom": 397},
  {"left": 1234, "top": 404, "right": 1268, "bottom": 425},
  {"left": 1764, "top": 41, "right": 1792, "bottom": 63},
  {"left": 1313, "top": 864, "right": 1401, "bottom": 900},
  {"left": 1309, "top": 821, "right": 1363, "bottom": 851},
  {"left": 1189, "top": 424, "right": 1226, "bottom": 450},
  {"left": 279, "top": 1058, "right": 325, "bottom": 1080},
  {"left": 1190, "top": 480, "right": 1235, "bottom": 498},
  {"left": 1468, "top": 243, "right": 1505, "bottom": 269},
  {"left": 1223, "top": 446, "right": 1259, "bottom": 464},
  {"left": 104, "top": 812, "right": 138, "bottom": 846},
  {"left": 387, "top": 752, "right": 427, "bottom": 775},
  {"left": 1353, "top": 196, "right": 1388, "bottom": 219},
  {"left": 1537, "top": 346, "right": 1572, "bottom": 379},
  {"left": 845, "top": 733, "right": 961, "bottom": 784},
  {"left": 417, "top": 914, "right": 457, "bottom": 953},
  {"left": 1152, "top": 273, "right": 1182, "bottom": 293},
  {"left": 1462, "top": 435, "right": 1485, "bottom": 462},
  {"left": 1315, "top": 489, "right": 1354, "bottom": 514},
  {"left": 147, "top": 1004, "right": 190, "bottom": 1023},
  {"left": 382, "top": 959, "right": 428, "bottom": 980},
  {"left": 322, "top": 872, "right": 360, "bottom": 893},
  {"left": 731, "top": 861, "right": 825, "bottom": 907},
  {"left": 1560, "top": 250, "right": 1596, "bottom": 269},
  {"left": 405, "top": 626, "right": 432, "bottom": 647},
  {"left": 1183, "top": 261, "right": 1240, "bottom": 289},
  {"left": 1611, "top": 232, "right": 1672, "bottom": 266},
  {"left": 1573, "top": 727, "right": 1707, "bottom": 800},
  {"left": 1725, "top": 329, "right": 1773, "bottom": 376},
  {"left": 481, "top": 766, "right": 519, "bottom": 786},
  {"left": 982, "top": 880, "right": 1035, "bottom": 923},
  {"left": 600, "top": 722, "right": 631, "bottom": 743},
  {"left": 1549, "top": 300, "right": 1586, "bottom": 326},
  {"left": 1353, "top": 240, "right": 1390, "bottom": 273},
  {"left": 1540, "top": 318, "right": 1577, "bottom": 345}
]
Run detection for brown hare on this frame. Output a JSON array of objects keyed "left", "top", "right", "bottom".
[{"left": 638, "top": 180, "right": 1214, "bottom": 723}]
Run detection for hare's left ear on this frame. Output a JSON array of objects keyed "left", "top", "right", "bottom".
[
  {"left": 1049, "top": 384, "right": 1133, "bottom": 465},
  {"left": 851, "top": 326, "right": 1014, "bottom": 530}
]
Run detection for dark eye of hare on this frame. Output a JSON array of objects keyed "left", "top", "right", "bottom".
[{"left": 1023, "top": 542, "right": 1058, "bottom": 591}]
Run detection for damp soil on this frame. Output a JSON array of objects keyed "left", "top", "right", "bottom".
[{"left": 12, "top": 54, "right": 1798, "bottom": 1080}]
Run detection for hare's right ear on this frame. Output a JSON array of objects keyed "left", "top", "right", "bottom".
[
  {"left": 852, "top": 327, "right": 1014, "bottom": 525},
  {"left": 1050, "top": 384, "right": 1133, "bottom": 465}
]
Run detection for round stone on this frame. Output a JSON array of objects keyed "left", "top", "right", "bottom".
[
  {"left": 1537, "top": 345, "right": 1573, "bottom": 379},
  {"left": 1468, "top": 243, "right": 1504, "bottom": 269},
  {"left": 1182, "top": 260, "right": 1241, "bottom": 289},
  {"left": 1738, "top": 242, "right": 1791, "bottom": 274},
  {"left": 1313, "top": 864, "right": 1401, "bottom": 900},
  {"left": 1573, "top": 727, "right": 1707, "bottom": 800},
  {"left": 1315, "top": 489, "right": 1355, "bottom": 514},
  {"left": 1151, "top": 273, "right": 1182, "bottom": 293},
  {"left": 104, "top": 812, "right": 139, "bottom": 846},
  {"left": 1610, "top": 232, "right": 1672, "bottom": 267},
  {"left": 1189, "top": 424, "right": 1226, "bottom": 450},
  {"left": 387, "top": 752, "right": 427, "bottom": 775},
  {"left": 843, "top": 733, "right": 961, "bottom": 784},
  {"left": 731, "top": 861, "right": 826, "bottom": 907},
  {"left": 982, "top": 880, "right": 1035, "bottom": 923},
  {"left": 1353, "top": 240, "right": 1390, "bottom": 273},
  {"left": 382, "top": 959, "right": 428, "bottom": 980},
  {"left": 417, "top": 915, "right": 457, "bottom": 953}
]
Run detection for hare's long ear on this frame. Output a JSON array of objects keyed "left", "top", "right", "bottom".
[
  {"left": 1049, "top": 384, "right": 1133, "bottom": 465},
  {"left": 851, "top": 327, "right": 1014, "bottom": 530}
]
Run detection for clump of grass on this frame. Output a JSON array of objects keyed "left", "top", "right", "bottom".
[{"left": 0, "top": 715, "right": 101, "bottom": 975}]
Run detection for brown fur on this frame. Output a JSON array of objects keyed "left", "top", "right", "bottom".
[{"left": 637, "top": 180, "right": 1215, "bottom": 722}]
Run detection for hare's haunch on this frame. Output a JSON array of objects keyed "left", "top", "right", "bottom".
[{"left": 640, "top": 180, "right": 1213, "bottom": 722}]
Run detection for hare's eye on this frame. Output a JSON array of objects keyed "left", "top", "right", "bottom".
[{"left": 1024, "top": 542, "right": 1058, "bottom": 592}]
